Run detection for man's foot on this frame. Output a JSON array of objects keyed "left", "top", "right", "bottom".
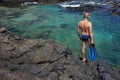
[{"left": 82, "top": 58, "right": 87, "bottom": 62}]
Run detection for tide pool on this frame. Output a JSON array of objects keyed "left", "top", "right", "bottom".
[{"left": 0, "top": 4, "right": 120, "bottom": 67}]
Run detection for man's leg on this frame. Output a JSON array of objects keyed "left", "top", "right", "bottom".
[{"left": 82, "top": 41, "right": 86, "bottom": 61}]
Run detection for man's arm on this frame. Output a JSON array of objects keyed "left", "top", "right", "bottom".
[
  {"left": 77, "top": 22, "right": 81, "bottom": 40},
  {"left": 89, "top": 22, "right": 94, "bottom": 44}
]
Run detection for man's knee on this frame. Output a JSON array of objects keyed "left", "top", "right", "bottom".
[{"left": 82, "top": 45, "right": 86, "bottom": 49}]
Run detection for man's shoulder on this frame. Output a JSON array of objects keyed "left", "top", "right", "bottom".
[
  {"left": 79, "top": 21, "right": 83, "bottom": 24},
  {"left": 78, "top": 20, "right": 92, "bottom": 25}
]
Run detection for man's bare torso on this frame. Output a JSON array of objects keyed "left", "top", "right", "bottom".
[{"left": 78, "top": 20, "right": 91, "bottom": 35}]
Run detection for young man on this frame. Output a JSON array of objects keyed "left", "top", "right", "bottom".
[{"left": 77, "top": 12, "right": 94, "bottom": 62}]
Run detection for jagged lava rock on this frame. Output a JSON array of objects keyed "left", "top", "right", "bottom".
[{"left": 0, "top": 27, "right": 120, "bottom": 80}]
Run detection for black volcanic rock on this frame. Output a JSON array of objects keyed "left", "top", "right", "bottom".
[
  {"left": 100, "top": 0, "right": 120, "bottom": 15},
  {"left": 0, "top": 27, "right": 120, "bottom": 80},
  {"left": 0, "top": 0, "right": 70, "bottom": 7},
  {"left": 67, "top": 5, "right": 102, "bottom": 12},
  {"left": 110, "top": 0, "right": 120, "bottom": 15},
  {"left": 58, "top": 0, "right": 120, "bottom": 15}
]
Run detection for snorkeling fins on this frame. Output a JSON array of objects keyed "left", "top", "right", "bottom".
[{"left": 88, "top": 44, "right": 97, "bottom": 61}]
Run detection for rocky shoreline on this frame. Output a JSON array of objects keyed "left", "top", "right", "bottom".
[
  {"left": 0, "top": 0, "right": 120, "bottom": 15},
  {"left": 58, "top": 0, "right": 120, "bottom": 15},
  {"left": 0, "top": 0, "right": 70, "bottom": 7},
  {"left": 0, "top": 27, "right": 120, "bottom": 80}
]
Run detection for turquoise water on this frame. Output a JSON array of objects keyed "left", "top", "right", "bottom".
[{"left": 0, "top": 4, "right": 120, "bottom": 67}]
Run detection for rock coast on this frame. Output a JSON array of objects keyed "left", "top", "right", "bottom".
[
  {"left": 0, "top": 0, "right": 70, "bottom": 7},
  {"left": 0, "top": 27, "right": 120, "bottom": 80}
]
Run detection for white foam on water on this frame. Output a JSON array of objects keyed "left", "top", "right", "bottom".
[
  {"left": 59, "top": 1, "right": 81, "bottom": 8},
  {"left": 70, "top": 5, "right": 80, "bottom": 7},
  {"left": 59, "top": 0, "right": 110, "bottom": 8},
  {"left": 101, "top": 3, "right": 107, "bottom": 5},
  {"left": 21, "top": 2, "right": 38, "bottom": 6},
  {"left": 59, "top": 3, "right": 80, "bottom": 8},
  {"left": 84, "top": 1, "right": 96, "bottom": 5},
  {"left": 59, "top": 0, "right": 101, "bottom": 8}
]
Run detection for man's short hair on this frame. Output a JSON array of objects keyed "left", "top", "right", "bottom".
[{"left": 83, "top": 11, "right": 89, "bottom": 18}]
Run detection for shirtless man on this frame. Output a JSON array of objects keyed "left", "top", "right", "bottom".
[{"left": 77, "top": 12, "right": 94, "bottom": 62}]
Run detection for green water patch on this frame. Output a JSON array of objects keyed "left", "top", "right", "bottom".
[{"left": 0, "top": 4, "right": 120, "bottom": 66}]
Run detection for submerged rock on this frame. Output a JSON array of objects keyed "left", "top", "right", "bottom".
[
  {"left": 58, "top": 0, "right": 120, "bottom": 15},
  {"left": 0, "top": 27, "right": 120, "bottom": 80},
  {"left": 100, "top": 0, "right": 120, "bottom": 15},
  {"left": 67, "top": 4, "right": 102, "bottom": 11},
  {"left": 110, "top": 0, "right": 120, "bottom": 15}
]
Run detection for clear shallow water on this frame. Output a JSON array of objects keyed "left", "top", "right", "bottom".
[{"left": 0, "top": 4, "right": 120, "bottom": 67}]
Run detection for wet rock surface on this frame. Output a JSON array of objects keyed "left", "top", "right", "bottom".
[
  {"left": 0, "top": 0, "right": 120, "bottom": 15},
  {"left": 59, "top": 0, "right": 104, "bottom": 11},
  {"left": 0, "top": 27, "right": 120, "bottom": 80},
  {"left": 0, "top": 0, "right": 70, "bottom": 7},
  {"left": 66, "top": 5, "right": 102, "bottom": 12},
  {"left": 58, "top": 0, "right": 120, "bottom": 15},
  {"left": 110, "top": 0, "right": 120, "bottom": 15}
]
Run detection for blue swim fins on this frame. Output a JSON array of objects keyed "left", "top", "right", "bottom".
[{"left": 88, "top": 44, "right": 97, "bottom": 61}]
